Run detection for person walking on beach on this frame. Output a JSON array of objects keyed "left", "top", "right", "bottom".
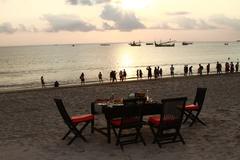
[
  {"left": 206, "top": 63, "right": 210, "bottom": 75},
  {"left": 235, "top": 62, "right": 239, "bottom": 72},
  {"left": 98, "top": 72, "right": 103, "bottom": 82},
  {"left": 146, "top": 66, "right": 152, "bottom": 79},
  {"left": 119, "top": 70, "right": 123, "bottom": 81},
  {"left": 54, "top": 81, "right": 59, "bottom": 87},
  {"left": 189, "top": 66, "right": 193, "bottom": 75},
  {"left": 225, "top": 62, "right": 230, "bottom": 73},
  {"left": 198, "top": 64, "right": 204, "bottom": 75},
  {"left": 113, "top": 71, "right": 117, "bottom": 82},
  {"left": 139, "top": 69, "right": 143, "bottom": 79},
  {"left": 123, "top": 69, "right": 127, "bottom": 80},
  {"left": 170, "top": 65, "right": 174, "bottom": 77},
  {"left": 80, "top": 72, "right": 85, "bottom": 85},
  {"left": 40, "top": 76, "right": 45, "bottom": 88},
  {"left": 136, "top": 70, "right": 139, "bottom": 79},
  {"left": 154, "top": 67, "right": 158, "bottom": 79},
  {"left": 216, "top": 62, "right": 222, "bottom": 74},
  {"left": 184, "top": 65, "right": 188, "bottom": 76},
  {"left": 230, "top": 62, "right": 234, "bottom": 73},
  {"left": 159, "top": 68, "right": 162, "bottom": 78}
]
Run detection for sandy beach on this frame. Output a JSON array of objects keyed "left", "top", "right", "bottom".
[{"left": 0, "top": 73, "right": 240, "bottom": 160}]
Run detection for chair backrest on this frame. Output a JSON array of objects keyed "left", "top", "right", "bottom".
[
  {"left": 161, "top": 97, "right": 187, "bottom": 129},
  {"left": 120, "top": 103, "right": 143, "bottom": 128},
  {"left": 193, "top": 88, "right": 207, "bottom": 107},
  {"left": 54, "top": 98, "right": 79, "bottom": 135}
]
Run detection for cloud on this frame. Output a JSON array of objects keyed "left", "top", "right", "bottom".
[
  {"left": 210, "top": 15, "right": 240, "bottom": 30},
  {"left": 100, "top": 5, "right": 145, "bottom": 31},
  {"left": 0, "top": 23, "right": 17, "bottom": 33},
  {"left": 176, "top": 17, "right": 216, "bottom": 30},
  {"left": 66, "top": 0, "right": 111, "bottom": 5},
  {"left": 0, "top": 23, "right": 35, "bottom": 33},
  {"left": 43, "top": 14, "right": 96, "bottom": 32},
  {"left": 166, "top": 11, "right": 190, "bottom": 16},
  {"left": 152, "top": 17, "right": 217, "bottom": 30}
]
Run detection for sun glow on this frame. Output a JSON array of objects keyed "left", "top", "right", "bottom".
[{"left": 121, "top": 0, "right": 149, "bottom": 10}]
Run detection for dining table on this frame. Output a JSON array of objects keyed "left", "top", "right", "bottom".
[{"left": 91, "top": 98, "right": 162, "bottom": 143}]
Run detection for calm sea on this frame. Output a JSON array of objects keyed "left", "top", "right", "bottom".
[{"left": 0, "top": 42, "right": 239, "bottom": 92}]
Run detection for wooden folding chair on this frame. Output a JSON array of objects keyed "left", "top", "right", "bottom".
[
  {"left": 54, "top": 98, "right": 94, "bottom": 145},
  {"left": 111, "top": 98, "right": 146, "bottom": 150},
  {"left": 183, "top": 88, "right": 207, "bottom": 127},
  {"left": 148, "top": 97, "right": 187, "bottom": 148}
]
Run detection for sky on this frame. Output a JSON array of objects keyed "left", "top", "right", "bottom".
[{"left": 0, "top": 0, "right": 240, "bottom": 46}]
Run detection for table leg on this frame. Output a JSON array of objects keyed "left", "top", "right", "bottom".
[{"left": 107, "top": 119, "right": 111, "bottom": 143}]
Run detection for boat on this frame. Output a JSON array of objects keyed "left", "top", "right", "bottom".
[
  {"left": 236, "top": 40, "right": 240, "bottom": 42},
  {"left": 182, "top": 42, "right": 193, "bottom": 45},
  {"left": 129, "top": 41, "right": 141, "bottom": 46},
  {"left": 146, "top": 42, "right": 154, "bottom": 45},
  {"left": 100, "top": 43, "right": 111, "bottom": 46},
  {"left": 224, "top": 42, "right": 229, "bottom": 45},
  {"left": 154, "top": 41, "right": 175, "bottom": 47}
]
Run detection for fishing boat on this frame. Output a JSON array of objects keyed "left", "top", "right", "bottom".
[
  {"left": 146, "top": 42, "right": 154, "bottom": 45},
  {"left": 182, "top": 42, "right": 193, "bottom": 45},
  {"left": 154, "top": 41, "right": 175, "bottom": 47},
  {"left": 129, "top": 41, "right": 141, "bottom": 46},
  {"left": 100, "top": 43, "right": 111, "bottom": 46}
]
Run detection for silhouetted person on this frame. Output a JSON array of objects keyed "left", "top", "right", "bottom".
[
  {"left": 154, "top": 67, "right": 158, "bottom": 79},
  {"left": 184, "top": 65, "right": 188, "bottom": 76},
  {"left": 225, "top": 62, "right": 230, "bottom": 73},
  {"left": 110, "top": 71, "right": 113, "bottom": 82},
  {"left": 123, "top": 69, "right": 127, "bottom": 80},
  {"left": 113, "top": 71, "right": 117, "bottom": 82},
  {"left": 236, "top": 62, "right": 239, "bottom": 72},
  {"left": 230, "top": 62, "right": 234, "bottom": 73},
  {"left": 41, "top": 76, "right": 45, "bottom": 88},
  {"left": 206, "top": 63, "right": 210, "bottom": 75},
  {"left": 80, "top": 72, "right": 85, "bottom": 85},
  {"left": 189, "top": 66, "right": 193, "bottom": 75},
  {"left": 54, "top": 81, "right": 59, "bottom": 87},
  {"left": 146, "top": 66, "right": 152, "bottom": 79},
  {"left": 98, "top": 72, "right": 103, "bottom": 82},
  {"left": 136, "top": 70, "right": 139, "bottom": 79},
  {"left": 170, "top": 65, "right": 174, "bottom": 77},
  {"left": 198, "top": 64, "right": 203, "bottom": 75},
  {"left": 216, "top": 62, "right": 220, "bottom": 74},
  {"left": 139, "top": 69, "right": 143, "bottom": 79},
  {"left": 119, "top": 70, "right": 123, "bottom": 81},
  {"left": 159, "top": 68, "right": 162, "bottom": 78}
]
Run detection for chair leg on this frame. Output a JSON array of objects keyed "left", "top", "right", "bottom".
[
  {"left": 62, "top": 130, "right": 71, "bottom": 140},
  {"left": 116, "top": 129, "right": 122, "bottom": 146},
  {"left": 178, "top": 133, "right": 185, "bottom": 144},
  {"left": 68, "top": 135, "right": 77, "bottom": 145},
  {"left": 196, "top": 117, "right": 207, "bottom": 126},
  {"left": 183, "top": 111, "right": 191, "bottom": 124},
  {"left": 91, "top": 120, "right": 94, "bottom": 133},
  {"left": 112, "top": 127, "right": 118, "bottom": 138},
  {"left": 149, "top": 126, "right": 157, "bottom": 144},
  {"left": 136, "top": 128, "right": 146, "bottom": 146},
  {"left": 189, "top": 116, "right": 206, "bottom": 127}
]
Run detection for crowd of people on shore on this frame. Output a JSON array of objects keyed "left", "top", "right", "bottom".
[{"left": 40, "top": 61, "right": 239, "bottom": 88}]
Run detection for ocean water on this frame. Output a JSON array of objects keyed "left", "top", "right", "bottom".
[{"left": 0, "top": 42, "right": 240, "bottom": 92}]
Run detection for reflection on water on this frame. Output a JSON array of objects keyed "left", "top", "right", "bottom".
[{"left": 0, "top": 42, "right": 240, "bottom": 91}]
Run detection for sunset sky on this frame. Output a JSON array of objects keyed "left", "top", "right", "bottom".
[{"left": 0, "top": 0, "right": 240, "bottom": 46}]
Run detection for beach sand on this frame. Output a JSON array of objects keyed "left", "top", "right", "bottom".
[{"left": 0, "top": 73, "right": 240, "bottom": 160}]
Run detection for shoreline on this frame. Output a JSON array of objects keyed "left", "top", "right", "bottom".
[{"left": 1, "top": 72, "right": 239, "bottom": 95}]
